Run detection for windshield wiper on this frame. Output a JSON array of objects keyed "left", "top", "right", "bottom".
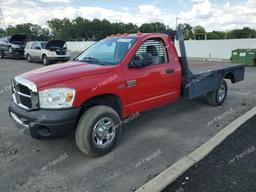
[
  {"left": 76, "top": 57, "right": 107, "bottom": 66},
  {"left": 78, "top": 57, "right": 99, "bottom": 63}
]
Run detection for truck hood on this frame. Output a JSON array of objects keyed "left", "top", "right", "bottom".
[
  {"left": 10, "top": 34, "right": 28, "bottom": 44},
  {"left": 21, "top": 62, "right": 112, "bottom": 89},
  {"left": 45, "top": 40, "right": 66, "bottom": 49}
]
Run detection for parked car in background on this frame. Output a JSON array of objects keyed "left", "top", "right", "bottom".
[
  {"left": 25, "top": 40, "right": 70, "bottom": 65},
  {"left": 0, "top": 34, "right": 28, "bottom": 58}
]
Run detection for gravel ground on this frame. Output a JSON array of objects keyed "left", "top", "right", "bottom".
[
  {"left": 163, "top": 115, "right": 256, "bottom": 192},
  {"left": 0, "top": 57, "right": 256, "bottom": 192}
]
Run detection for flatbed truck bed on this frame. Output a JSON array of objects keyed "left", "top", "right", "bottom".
[
  {"left": 182, "top": 60, "right": 244, "bottom": 99},
  {"left": 171, "top": 30, "right": 245, "bottom": 100}
]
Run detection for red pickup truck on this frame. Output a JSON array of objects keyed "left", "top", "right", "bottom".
[{"left": 9, "top": 30, "right": 245, "bottom": 157}]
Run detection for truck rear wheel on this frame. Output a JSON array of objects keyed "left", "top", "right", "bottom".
[
  {"left": 207, "top": 79, "right": 227, "bottom": 106},
  {"left": 75, "top": 105, "right": 122, "bottom": 157}
]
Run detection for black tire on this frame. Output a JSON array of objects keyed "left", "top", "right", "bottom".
[
  {"left": 42, "top": 55, "right": 49, "bottom": 65},
  {"left": 207, "top": 79, "right": 227, "bottom": 106},
  {"left": 0, "top": 51, "right": 4, "bottom": 59},
  {"left": 27, "top": 54, "right": 32, "bottom": 62},
  {"left": 75, "top": 105, "right": 122, "bottom": 157}
]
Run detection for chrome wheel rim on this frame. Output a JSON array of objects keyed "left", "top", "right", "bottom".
[
  {"left": 217, "top": 81, "right": 226, "bottom": 102},
  {"left": 27, "top": 55, "right": 31, "bottom": 61},
  {"left": 8, "top": 47, "right": 12, "bottom": 53},
  {"left": 92, "top": 117, "right": 116, "bottom": 148}
]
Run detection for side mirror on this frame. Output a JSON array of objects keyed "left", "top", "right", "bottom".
[
  {"left": 130, "top": 53, "right": 153, "bottom": 68},
  {"left": 35, "top": 46, "right": 41, "bottom": 50}
]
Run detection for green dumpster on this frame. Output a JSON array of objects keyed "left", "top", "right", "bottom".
[{"left": 231, "top": 49, "right": 256, "bottom": 66}]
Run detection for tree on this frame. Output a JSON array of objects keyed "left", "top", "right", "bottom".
[
  {"left": 6, "top": 23, "right": 50, "bottom": 40},
  {"left": 7, "top": 18, "right": 256, "bottom": 41},
  {"left": 207, "top": 31, "right": 226, "bottom": 39},
  {"left": 47, "top": 18, "right": 138, "bottom": 41},
  {"left": 228, "top": 27, "right": 256, "bottom": 39},
  {"left": 177, "top": 23, "right": 193, "bottom": 40},
  {"left": 0, "top": 28, "right": 7, "bottom": 37},
  {"left": 193, "top": 25, "right": 206, "bottom": 34},
  {"left": 47, "top": 18, "right": 73, "bottom": 40},
  {"left": 139, "top": 22, "right": 167, "bottom": 33},
  {"left": 123, "top": 23, "right": 139, "bottom": 34},
  {"left": 193, "top": 25, "right": 206, "bottom": 40}
]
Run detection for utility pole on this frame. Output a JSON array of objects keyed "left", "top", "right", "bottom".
[
  {"left": 175, "top": 17, "right": 180, "bottom": 29},
  {"left": 0, "top": 8, "right": 5, "bottom": 37}
]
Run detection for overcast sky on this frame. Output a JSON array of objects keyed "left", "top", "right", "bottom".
[{"left": 0, "top": 0, "right": 256, "bottom": 31}]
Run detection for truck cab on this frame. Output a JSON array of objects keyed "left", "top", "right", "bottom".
[{"left": 9, "top": 31, "right": 244, "bottom": 157}]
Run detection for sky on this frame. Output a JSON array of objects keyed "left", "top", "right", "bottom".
[{"left": 0, "top": 0, "right": 256, "bottom": 31}]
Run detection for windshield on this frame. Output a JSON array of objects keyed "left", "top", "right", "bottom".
[
  {"left": 41, "top": 42, "right": 47, "bottom": 49},
  {"left": 75, "top": 37, "right": 137, "bottom": 65}
]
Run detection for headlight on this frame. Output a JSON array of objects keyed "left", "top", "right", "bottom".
[
  {"left": 47, "top": 51, "right": 56, "bottom": 56},
  {"left": 39, "top": 88, "right": 75, "bottom": 109}
]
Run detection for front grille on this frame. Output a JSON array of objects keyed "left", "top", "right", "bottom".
[
  {"left": 17, "top": 84, "right": 31, "bottom": 95},
  {"left": 12, "top": 78, "right": 39, "bottom": 110},
  {"left": 56, "top": 50, "right": 66, "bottom": 55},
  {"left": 20, "top": 95, "right": 32, "bottom": 108}
]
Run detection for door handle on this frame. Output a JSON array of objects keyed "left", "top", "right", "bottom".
[{"left": 166, "top": 69, "right": 175, "bottom": 74}]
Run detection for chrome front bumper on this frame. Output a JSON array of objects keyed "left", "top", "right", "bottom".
[{"left": 9, "top": 111, "right": 30, "bottom": 134}]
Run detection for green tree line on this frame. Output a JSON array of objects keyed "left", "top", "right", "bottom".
[
  {"left": 177, "top": 23, "right": 256, "bottom": 40},
  {"left": 1, "top": 17, "right": 256, "bottom": 41}
]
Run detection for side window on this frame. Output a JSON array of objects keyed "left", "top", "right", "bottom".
[
  {"left": 135, "top": 38, "right": 168, "bottom": 65},
  {"left": 37, "top": 43, "right": 41, "bottom": 49},
  {"left": 4, "top": 37, "right": 9, "bottom": 43},
  {"left": 31, "top": 43, "right": 37, "bottom": 49},
  {"left": 25, "top": 42, "right": 31, "bottom": 49},
  {"left": 0, "top": 37, "right": 8, "bottom": 43}
]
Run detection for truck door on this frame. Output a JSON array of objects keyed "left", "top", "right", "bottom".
[{"left": 124, "top": 38, "right": 181, "bottom": 113}]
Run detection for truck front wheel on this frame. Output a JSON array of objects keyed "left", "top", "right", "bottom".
[
  {"left": 207, "top": 79, "right": 227, "bottom": 106},
  {"left": 75, "top": 105, "right": 122, "bottom": 157}
]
